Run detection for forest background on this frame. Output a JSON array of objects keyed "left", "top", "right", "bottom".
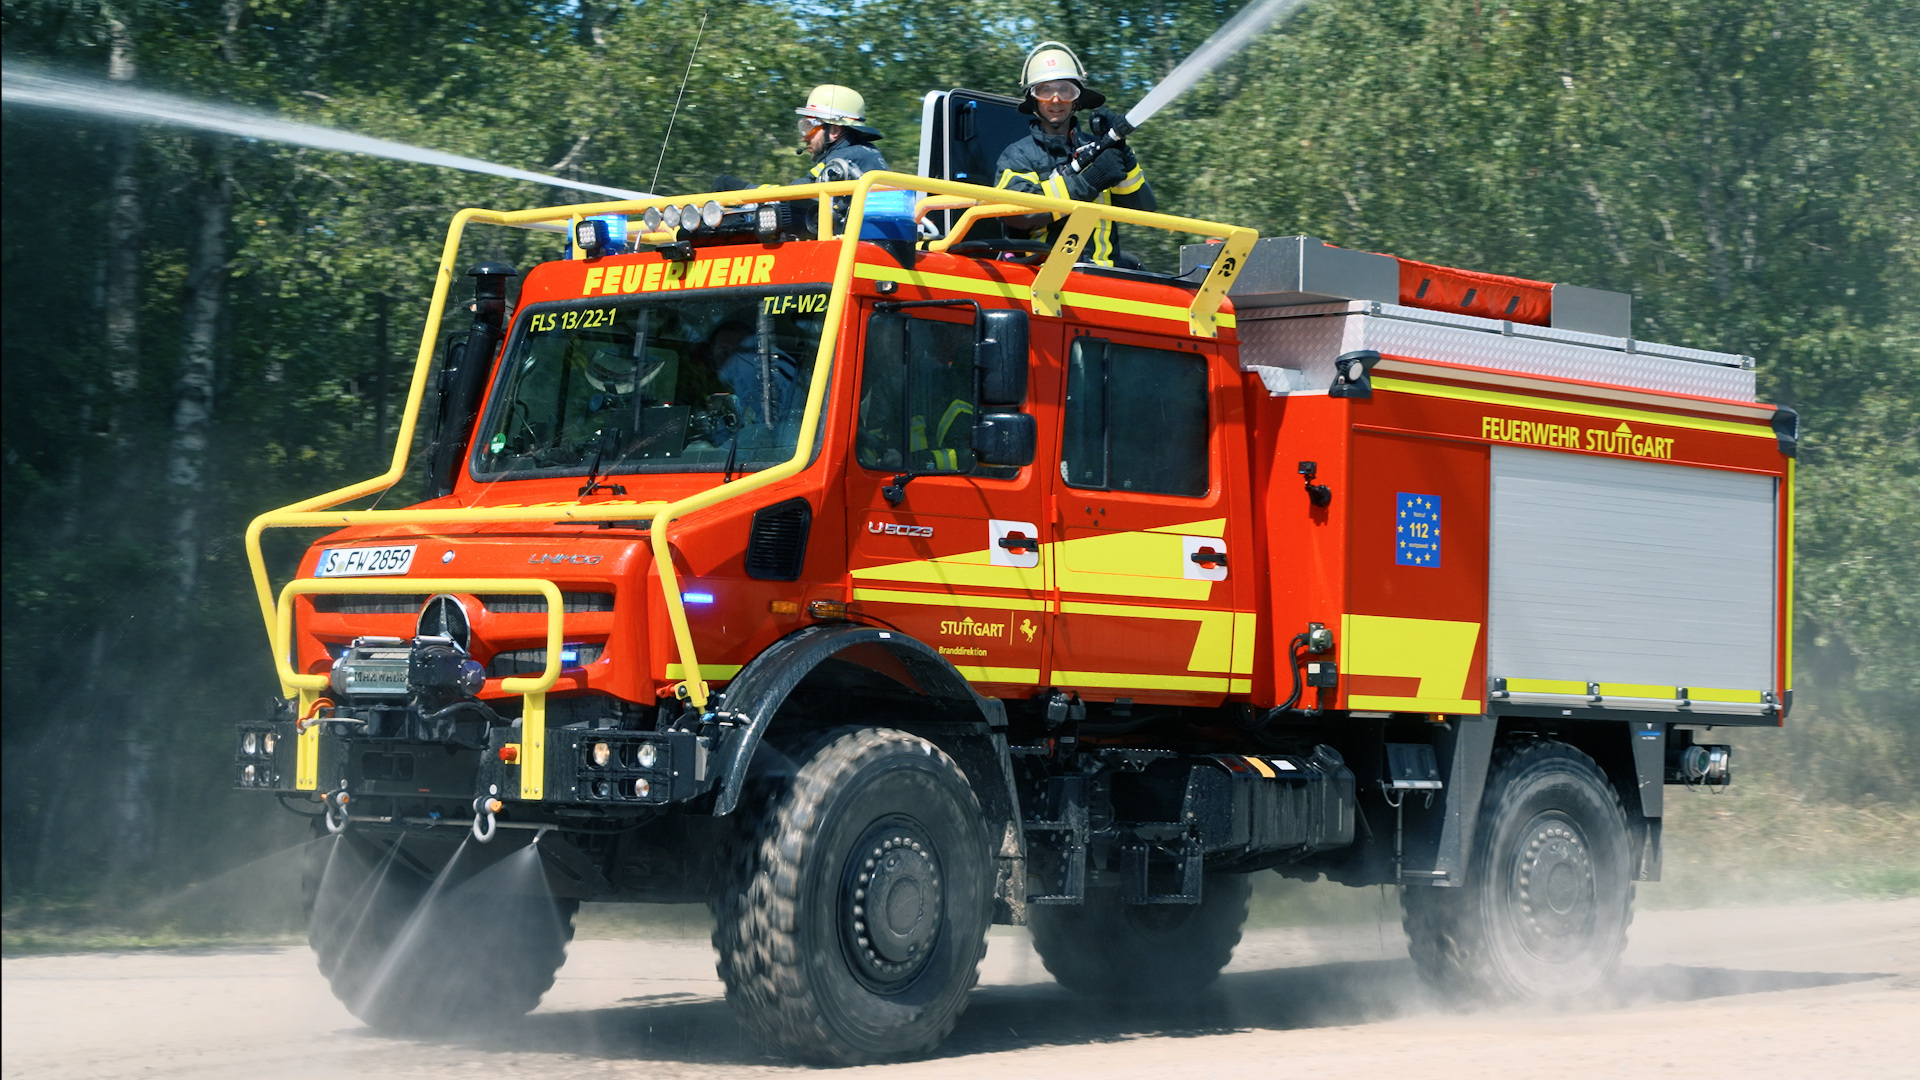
[{"left": 2, "top": 0, "right": 1915, "bottom": 934}]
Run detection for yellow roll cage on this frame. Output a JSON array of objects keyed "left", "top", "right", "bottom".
[{"left": 244, "top": 172, "right": 1255, "bottom": 747}]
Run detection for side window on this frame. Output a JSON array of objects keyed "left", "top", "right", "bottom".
[
  {"left": 1062, "top": 337, "right": 1209, "bottom": 496},
  {"left": 856, "top": 312, "right": 981, "bottom": 473}
]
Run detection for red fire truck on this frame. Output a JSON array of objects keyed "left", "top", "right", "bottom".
[{"left": 237, "top": 93, "right": 1791, "bottom": 1063}]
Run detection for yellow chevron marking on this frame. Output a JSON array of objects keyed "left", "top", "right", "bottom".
[{"left": 1342, "top": 614, "right": 1482, "bottom": 714}]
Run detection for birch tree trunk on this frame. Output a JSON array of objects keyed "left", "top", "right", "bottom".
[{"left": 166, "top": 138, "right": 233, "bottom": 609}]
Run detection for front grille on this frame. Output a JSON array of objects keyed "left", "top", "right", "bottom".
[
  {"left": 309, "top": 594, "right": 426, "bottom": 615},
  {"left": 487, "top": 642, "right": 605, "bottom": 676},
  {"left": 745, "top": 498, "right": 812, "bottom": 581},
  {"left": 482, "top": 591, "right": 616, "bottom": 613}
]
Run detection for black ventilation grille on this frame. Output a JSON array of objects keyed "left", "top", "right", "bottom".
[
  {"left": 487, "top": 642, "right": 605, "bottom": 677},
  {"left": 482, "top": 591, "right": 615, "bottom": 613},
  {"left": 309, "top": 594, "right": 426, "bottom": 614},
  {"left": 745, "top": 498, "right": 813, "bottom": 581}
]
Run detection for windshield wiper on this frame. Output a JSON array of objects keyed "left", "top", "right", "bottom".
[{"left": 578, "top": 432, "right": 627, "bottom": 497}]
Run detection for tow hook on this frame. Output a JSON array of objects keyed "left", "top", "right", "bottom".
[
  {"left": 323, "top": 785, "right": 352, "bottom": 833},
  {"left": 472, "top": 792, "right": 504, "bottom": 843}
]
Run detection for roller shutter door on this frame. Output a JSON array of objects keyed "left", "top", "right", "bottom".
[{"left": 1487, "top": 447, "right": 1775, "bottom": 692}]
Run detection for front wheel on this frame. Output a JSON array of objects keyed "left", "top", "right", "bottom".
[
  {"left": 1402, "top": 739, "right": 1633, "bottom": 1001},
  {"left": 713, "top": 728, "right": 992, "bottom": 1064}
]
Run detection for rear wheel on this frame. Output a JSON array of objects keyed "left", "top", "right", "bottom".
[
  {"left": 306, "top": 830, "right": 577, "bottom": 1032},
  {"left": 1402, "top": 739, "right": 1633, "bottom": 1001},
  {"left": 713, "top": 728, "right": 992, "bottom": 1064},
  {"left": 1028, "top": 873, "right": 1251, "bottom": 998}
]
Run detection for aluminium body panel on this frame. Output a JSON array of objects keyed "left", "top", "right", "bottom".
[
  {"left": 1234, "top": 301, "right": 1756, "bottom": 402},
  {"left": 1485, "top": 446, "right": 1776, "bottom": 692}
]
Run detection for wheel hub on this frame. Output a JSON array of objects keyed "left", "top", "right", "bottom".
[
  {"left": 1509, "top": 813, "right": 1596, "bottom": 961},
  {"left": 843, "top": 820, "right": 942, "bottom": 989}
]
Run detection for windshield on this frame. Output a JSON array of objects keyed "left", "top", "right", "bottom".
[{"left": 471, "top": 287, "right": 831, "bottom": 480}]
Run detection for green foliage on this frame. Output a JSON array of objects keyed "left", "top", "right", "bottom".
[{"left": 2, "top": 0, "right": 1914, "bottom": 917}]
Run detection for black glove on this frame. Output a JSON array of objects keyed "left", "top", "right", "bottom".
[
  {"left": 1077, "top": 146, "right": 1129, "bottom": 191},
  {"left": 1087, "top": 107, "right": 1128, "bottom": 145}
]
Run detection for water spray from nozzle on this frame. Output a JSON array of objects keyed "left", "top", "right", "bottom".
[{"left": 1, "top": 62, "right": 653, "bottom": 201}]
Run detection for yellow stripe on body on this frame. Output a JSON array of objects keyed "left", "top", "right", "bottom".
[
  {"left": 853, "top": 587, "right": 1048, "bottom": 611},
  {"left": 1350, "top": 695, "right": 1481, "bottom": 713},
  {"left": 1056, "top": 601, "right": 1242, "bottom": 675},
  {"left": 1055, "top": 526, "right": 1215, "bottom": 601},
  {"left": 1506, "top": 677, "right": 1588, "bottom": 695},
  {"left": 852, "top": 264, "right": 1236, "bottom": 330},
  {"left": 1146, "top": 518, "right": 1225, "bottom": 537},
  {"left": 1053, "top": 670, "right": 1233, "bottom": 693},
  {"left": 1690, "top": 687, "right": 1766, "bottom": 704},
  {"left": 1342, "top": 614, "right": 1482, "bottom": 715},
  {"left": 1243, "top": 756, "right": 1276, "bottom": 778},
  {"left": 665, "top": 663, "right": 744, "bottom": 680},
  {"left": 1597, "top": 682, "right": 1676, "bottom": 699},
  {"left": 950, "top": 665, "right": 1043, "bottom": 683},
  {"left": 1372, "top": 376, "right": 1775, "bottom": 440},
  {"left": 852, "top": 550, "right": 1047, "bottom": 592}
]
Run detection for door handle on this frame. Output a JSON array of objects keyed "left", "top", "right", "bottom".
[
  {"left": 1189, "top": 548, "right": 1227, "bottom": 566},
  {"left": 998, "top": 534, "right": 1039, "bottom": 553}
]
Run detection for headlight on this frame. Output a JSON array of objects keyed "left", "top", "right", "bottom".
[
  {"left": 262, "top": 732, "right": 276, "bottom": 755},
  {"left": 660, "top": 204, "right": 682, "bottom": 230},
  {"left": 242, "top": 732, "right": 258, "bottom": 757},
  {"left": 642, "top": 206, "right": 664, "bottom": 231},
  {"left": 591, "top": 741, "right": 612, "bottom": 768},
  {"left": 700, "top": 200, "right": 724, "bottom": 229},
  {"left": 636, "top": 742, "right": 659, "bottom": 769},
  {"left": 680, "top": 204, "right": 700, "bottom": 232},
  {"left": 243, "top": 764, "right": 257, "bottom": 785},
  {"left": 633, "top": 777, "right": 651, "bottom": 798}
]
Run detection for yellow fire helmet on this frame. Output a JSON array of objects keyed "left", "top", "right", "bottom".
[
  {"left": 1018, "top": 41, "right": 1106, "bottom": 113},
  {"left": 795, "top": 84, "right": 883, "bottom": 139}
]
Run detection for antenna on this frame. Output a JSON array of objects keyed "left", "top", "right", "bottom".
[{"left": 650, "top": 9, "right": 710, "bottom": 194}]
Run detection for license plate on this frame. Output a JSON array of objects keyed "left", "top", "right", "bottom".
[{"left": 315, "top": 545, "right": 417, "bottom": 578}]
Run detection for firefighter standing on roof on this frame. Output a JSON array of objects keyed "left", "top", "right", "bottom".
[
  {"left": 995, "top": 42, "right": 1156, "bottom": 268},
  {"left": 795, "top": 84, "right": 888, "bottom": 182}
]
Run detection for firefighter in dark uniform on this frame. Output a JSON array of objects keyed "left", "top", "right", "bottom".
[
  {"left": 994, "top": 42, "right": 1155, "bottom": 267},
  {"left": 794, "top": 84, "right": 888, "bottom": 183}
]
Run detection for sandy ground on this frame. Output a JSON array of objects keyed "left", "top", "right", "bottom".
[{"left": 5, "top": 898, "right": 1917, "bottom": 1079}]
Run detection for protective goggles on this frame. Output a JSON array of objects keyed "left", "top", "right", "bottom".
[
  {"left": 797, "top": 117, "right": 826, "bottom": 138},
  {"left": 1030, "top": 80, "right": 1082, "bottom": 103}
]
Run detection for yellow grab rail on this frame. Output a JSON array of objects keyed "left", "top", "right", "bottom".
[{"left": 245, "top": 173, "right": 1257, "bottom": 710}]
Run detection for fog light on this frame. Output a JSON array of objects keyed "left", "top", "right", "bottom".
[
  {"left": 660, "top": 204, "right": 682, "bottom": 230},
  {"left": 593, "top": 779, "right": 611, "bottom": 799},
  {"left": 680, "top": 204, "right": 700, "bottom": 231},
  {"left": 591, "top": 741, "right": 612, "bottom": 768},
  {"left": 636, "top": 742, "right": 658, "bottom": 769},
  {"left": 642, "top": 206, "right": 664, "bottom": 231},
  {"left": 243, "top": 764, "right": 257, "bottom": 784},
  {"left": 633, "top": 777, "right": 651, "bottom": 798},
  {"left": 700, "top": 200, "right": 724, "bottom": 229},
  {"left": 242, "top": 732, "right": 258, "bottom": 757}
]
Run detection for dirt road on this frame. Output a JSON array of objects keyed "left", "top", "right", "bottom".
[{"left": 6, "top": 898, "right": 1916, "bottom": 1079}]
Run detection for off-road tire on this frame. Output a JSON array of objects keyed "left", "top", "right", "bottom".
[
  {"left": 1028, "top": 873, "right": 1252, "bottom": 998},
  {"left": 305, "top": 830, "right": 577, "bottom": 1032},
  {"left": 1401, "top": 738, "right": 1633, "bottom": 1001},
  {"left": 712, "top": 727, "right": 992, "bottom": 1064}
]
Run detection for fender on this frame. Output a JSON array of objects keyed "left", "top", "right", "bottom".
[{"left": 702, "top": 623, "right": 1007, "bottom": 817}]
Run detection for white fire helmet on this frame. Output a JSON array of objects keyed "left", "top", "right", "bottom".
[
  {"left": 795, "top": 84, "right": 883, "bottom": 139},
  {"left": 1018, "top": 41, "right": 1106, "bottom": 113}
]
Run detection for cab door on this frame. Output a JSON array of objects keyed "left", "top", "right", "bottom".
[
  {"left": 1046, "top": 327, "right": 1251, "bottom": 705},
  {"left": 843, "top": 302, "right": 1052, "bottom": 697}
]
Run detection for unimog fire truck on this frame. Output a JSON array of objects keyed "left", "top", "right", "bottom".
[{"left": 237, "top": 89, "right": 1791, "bottom": 1063}]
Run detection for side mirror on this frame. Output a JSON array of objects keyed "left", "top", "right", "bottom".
[
  {"left": 976, "top": 308, "right": 1029, "bottom": 406},
  {"left": 972, "top": 412, "right": 1036, "bottom": 467}
]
